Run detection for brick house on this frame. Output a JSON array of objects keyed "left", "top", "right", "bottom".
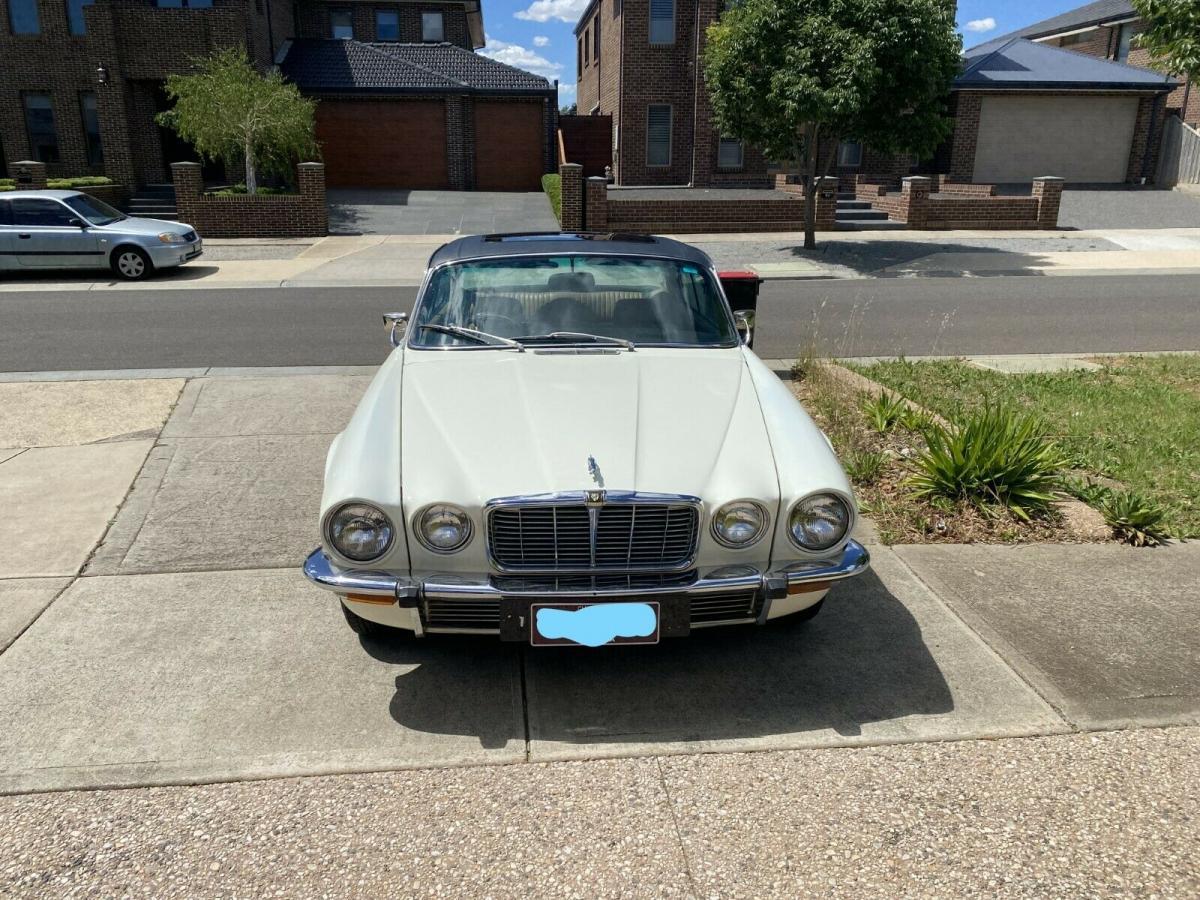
[
  {"left": 1, "top": 0, "right": 555, "bottom": 190},
  {"left": 573, "top": 0, "right": 1176, "bottom": 188}
]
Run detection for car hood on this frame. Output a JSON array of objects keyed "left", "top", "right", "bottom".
[
  {"left": 399, "top": 347, "right": 779, "bottom": 510},
  {"left": 94, "top": 216, "right": 193, "bottom": 236}
]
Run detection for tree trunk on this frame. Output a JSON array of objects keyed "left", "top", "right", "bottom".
[
  {"left": 244, "top": 134, "right": 257, "bottom": 195},
  {"left": 798, "top": 123, "right": 819, "bottom": 250}
]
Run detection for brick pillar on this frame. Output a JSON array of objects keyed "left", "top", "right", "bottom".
[
  {"left": 170, "top": 162, "right": 203, "bottom": 226},
  {"left": 901, "top": 176, "right": 932, "bottom": 229},
  {"left": 559, "top": 163, "right": 584, "bottom": 232},
  {"left": 814, "top": 176, "right": 839, "bottom": 231},
  {"left": 585, "top": 176, "right": 608, "bottom": 232},
  {"left": 11, "top": 161, "right": 47, "bottom": 189},
  {"left": 1032, "top": 176, "right": 1064, "bottom": 230},
  {"left": 297, "top": 162, "right": 328, "bottom": 236}
]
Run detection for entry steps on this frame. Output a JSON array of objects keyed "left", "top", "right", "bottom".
[
  {"left": 835, "top": 192, "right": 907, "bottom": 231},
  {"left": 126, "top": 184, "right": 178, "bottom": 221}
]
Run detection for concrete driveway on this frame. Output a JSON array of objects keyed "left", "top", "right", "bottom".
[
  {"left": 1, "top": 368, "right": 1198, "bottom": 795},
  {"left": 993, "top": 184, "right": 1200, "bottom": 229},
  {"left": 327, "top": 189, "right": 559, "bottom": 235}
]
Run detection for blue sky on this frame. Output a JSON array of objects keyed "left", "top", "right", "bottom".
[{"left": 478, "top": 1, "right": 1091, "bottom": 106}]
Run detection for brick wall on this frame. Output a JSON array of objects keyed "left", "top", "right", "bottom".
[
  {"left": 857, "top": 175, "right": 1062, "bottom": 230},
  {"left": 172, "top": 160, "right": 328, "bottom": 236},
  {"left": 946, "top": 92, "right": 983, "bottom": 182},
  {"left": 1127, "top": 92, "right": 1168, "bottom": 182},
  {"left": 296, "top": 3, "right": 471, "bottom": 46}
]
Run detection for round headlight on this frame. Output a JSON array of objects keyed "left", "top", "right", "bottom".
[
  {"left": 711, "top": 500, "right": 769, "bottom": 548},
  {"left": 327, "top": 502, "right": 394, "bottom": 562},
  {"left": 788, "top": 493, "right": 851, "bottom": 552},
  {"left": 416, "top": 504, "right": 472, "bottom": 553}
]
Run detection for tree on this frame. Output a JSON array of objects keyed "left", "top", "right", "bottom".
[
  {"left": 1130, "top": 0, "right": 1200, "bottom": 88},
  {"left": 157, "top": 48, "right": 317, "bottom": 195},
  {"left": 703, "top": 0, "right": 961, "bottom": 248}
]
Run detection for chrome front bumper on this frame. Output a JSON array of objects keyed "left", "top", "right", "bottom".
[{"left": 303, "top": 541, "right": 870, "bottom": 634}]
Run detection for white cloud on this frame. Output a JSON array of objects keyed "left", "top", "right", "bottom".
[
  {"left": 515, "top": 0, "right": 589, "bottom": 24},
  {"left": 965, "top": 17, "right": 997, "bottom": 33},
  {"left": 480, "top": 36, "right": 564, "bottom": 80},
  {"left": 558, "top": 83, "right": 576, "bottom": 102},
  {"left": 533, "top": 35, "right": 550, "bottom": 47}
]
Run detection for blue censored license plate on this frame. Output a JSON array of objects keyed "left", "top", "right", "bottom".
[{"left": 530, "top": 602, "right": 660, "bottom": 647}]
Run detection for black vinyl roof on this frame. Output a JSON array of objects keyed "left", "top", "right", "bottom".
[
  {"left": 281, "top": 39, "right": 554, "bottom": 95},
  {"left": 428, "top": 233, "right": 715, "bottom": 268}
]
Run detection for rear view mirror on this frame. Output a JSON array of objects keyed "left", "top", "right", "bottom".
[
  {"left": 382, "top": 312, "right": 408, "bottom": 347},
  {"left": 67, "top": 217, "right": 86, "bottom": 228},
  {"left": 733, "top": 309, "right": 755, "bottom": 348}
]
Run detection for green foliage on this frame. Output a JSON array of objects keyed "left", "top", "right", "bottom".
[
  {"left": 860, "top": 391, "right": 908, "bottom": 433},
  {"left": 206, "top": 183, "right": 293, "bottom": 196},
  {"left": 702, "top": 0, "right": 961, "bottom": 246},
  {"left": 2, "top": 176, "right": 113, "bottom": 191},
  {"left": 1066, "top": 478, "right": 1170, "bottom": 546},
  {"left": 909, "top": 404, "right": 1066, "bottom": 521},
  {"left": 899, "top": 405, "right": 939, "bottom": 436},
  {"left": 1130, "top": 0, "right": 1200, "bottom": 83},
  {"left": 542, "top": 173, "right": 562, "bottom": 221},
  {"left": 844, "top": 448, "right": 887, "bottom": 486},
  {"left": 157, "top": 48, "right": 317, "bottom": 194}
]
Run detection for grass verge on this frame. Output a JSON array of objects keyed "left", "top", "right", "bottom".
[
  {"left": 541, "top": 173, "right": 561, "bottom": 222},
  {"left": 849, "top": 356, "right": 1199, "bottom": 539}
]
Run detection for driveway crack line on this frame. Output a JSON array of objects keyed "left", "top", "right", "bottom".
[{"left": 655, "top": 757, "right": 701, "bottom": 899}]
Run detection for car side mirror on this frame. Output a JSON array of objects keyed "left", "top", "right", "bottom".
[
  {"left": 383, "top": 311, "right": 408, "bottom": 348},
  {"left": 733, "top": 309, "right": 755, "bottom": 347},
  {"left": 67, "top": 217, "right": 86, "bottom": 228}
]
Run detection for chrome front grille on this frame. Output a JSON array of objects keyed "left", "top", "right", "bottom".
[
  {"left": 689, "top": 591, "right": 763, "bottom": 625},
  {"left": 487, "top": 502, "right": 699, "bottom": 572},
  {"left": 424, "top": 597, "right": 501, "bottom": 630}
]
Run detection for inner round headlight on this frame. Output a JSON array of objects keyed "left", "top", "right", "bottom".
[
  {"left": 711, "top": 500, "right": 768, "bottom": 548},
  {"left": 788, "top": 493, "right": 851, "bottom": 552},
  {"left": 327, "top": 502, "right": 394, "bottom": 562},
  {"left": 416, "top": 504, "right": 472, "bottom": 553}
]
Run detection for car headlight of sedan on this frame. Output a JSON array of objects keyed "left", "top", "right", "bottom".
[
  {"left": 326, "top": 502, "right": 395, "bottom": 562},
  {"left": 788, "top": 493, "right": 852, "bottom": 552},
  {"left": 711, "top": 500, "right": 769, "bottom": 548},
  {"left": 415, "top": 503, "right": 473, "bottom": 553},
  {"left": 157, "top": 232, "right": 184, "bottom": 244}
]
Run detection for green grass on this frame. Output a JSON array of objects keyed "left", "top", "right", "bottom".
[
  {"left": 541, "top": 173, "right": 561, "bottom": 222},
  {"left": 853, "top": 356, "right": 1200, "bottom": 538},
  {"left": 2, "top": 175, "right": 114, "bottom": 191}
]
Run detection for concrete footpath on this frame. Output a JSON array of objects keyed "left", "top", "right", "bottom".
[
  {"left": 0, "top": 367, "right": 1197, "bottom": 894},
  {"left": 3, "top": 228, "right": 1200, "bottom": 291}
]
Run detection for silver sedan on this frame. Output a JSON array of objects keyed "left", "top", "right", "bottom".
[{"left": 0, "top": 189, "right": 202, "bottom": 281}]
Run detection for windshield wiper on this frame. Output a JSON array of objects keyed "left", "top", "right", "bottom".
[
  {"left": 514, "top": 331, "right": 636, "bottom": 351},
  {"left": 417, "top": 324, "right": 524, "bottom": 351}
]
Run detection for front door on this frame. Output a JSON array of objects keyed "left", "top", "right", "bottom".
[
  {"left": 153, "top": 83, "right": 223, "bottom": 183},
  {"left": 10, "top": 197, "right": 101, "bottom": 267}
]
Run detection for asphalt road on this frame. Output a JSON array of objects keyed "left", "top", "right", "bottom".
[{"left": 1, "top": 275, "right": 1198, "bottom": 372}]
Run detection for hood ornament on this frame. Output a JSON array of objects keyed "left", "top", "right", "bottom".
[{"left": 587, "top": 455, "right": 604, "bottom": 487}]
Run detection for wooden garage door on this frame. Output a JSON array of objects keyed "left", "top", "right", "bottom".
[
  {"left": 972, "top": 95, "right": 1139, "bottom": 184},
  {"left": 474, "top": 101, "right": 545, "bottom": 191},
  {"left": 317, "top": 100, "right": 448, "bottom": 189}
]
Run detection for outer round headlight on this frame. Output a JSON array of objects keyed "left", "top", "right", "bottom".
[
  {"left": 327, "top": 502, "right": 394, "bottom": 562},
  {"left": 711, "top": 500, "right": 769, "bottom": 548},
  {"left": 416, "top": 504, "right": 472, "bottom": 553},
  {"left": 788, "top": 493, "right": 851, "bottom": 552}
]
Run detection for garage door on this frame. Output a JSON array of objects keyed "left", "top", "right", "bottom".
[
  {"left": 474, "top": 101, "right": 545, "bottom": 191},
  {"left": 316, "top": 100, "right": 448, "bottom": 189},
  {"left": 972, "top": 95, "right": 1139, "bottom": 184}
]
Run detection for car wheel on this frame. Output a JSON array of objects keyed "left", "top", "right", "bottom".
[
  {"left": 341, "top": 601, "right": 405, "bottom": 641},
  {"left": 111, "top": 246, "right": 153, "bottom": 281}
]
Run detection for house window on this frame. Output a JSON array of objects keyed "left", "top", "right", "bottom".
[
  {"left": 1059, "top": 31, "right": 1085, "bottom": 47},
  {"left": 330, "top": 8, "right": 353, "bottom": 39},
  {"left": 717, "top": 137, "right": 743, "bottom": 168},
  {"left": 577, "top": 38, "right": 583, "bottom": 78},
  {"left": 421, "top": 10, "right": 443, "bottom": 41},
  {"left": 156, "top": 0, "right": 213, "bottom": 7},
  {"left": 583, "top": 27, "right": 590, "bottom": 65},
  {"left": 80, "top": 92, "right": 103, "bottom": 166},
  {"left": 376, "top": 9, "right": 399, "bottom": 40},
  {"left": 649, "top": 0, "right": 673, "bottom": 44},
  {"left": 23, "top": 93, "right": 59, "bottom": 164},
  {"left": 1115, "top": 24, "right": 1135, "bottom": 62},
  {"left": 7, "top": 0, "right": 41, "bottom": 34},
  {"left": 593, "top": 14, "right": 600, "bottom": 60},
  {"left": 837, "top": 140, "right": 863, "bottom": 168},
  {"left": 646, "top": 104, "right": 671, "bottom": 167},
  {"left": 65, "top": 0, "right": 93, "bottom": 35}
]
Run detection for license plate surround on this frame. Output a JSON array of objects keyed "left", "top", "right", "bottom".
[{"left": 530, "top": 601, "right": 661, "bottom": 647}]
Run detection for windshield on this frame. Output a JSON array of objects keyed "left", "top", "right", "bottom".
[
  {"left": 62, "top": 194, "right": 126, "bottom": 226},
  {"left": 410, "top": 255, "right": 739, "bottom": 349}
]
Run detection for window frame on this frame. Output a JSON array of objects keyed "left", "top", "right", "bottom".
[
  {"left": 7, "top": 0, "right": 41, "bottom": 34},
  {"left": 79, "top": 91, "right": 104, "bottom": 167},
  {"left": 583, "top": 26, "right": 590, "bottom": 65},
  {"left": 329, "top": 7, "right": 353, "bottom": 39},
  {"left": 648, "top": 0, "right": 674, "bottom": 45},
  {"left": 646, "top": 103, "right": 672, "bottom": 168},
  {"left": 375, "top": 8, "right": 399, "bottom": 40},
  {"left": 421, "top": 9, "right": 444, "bottom": 42},
  {"left": 837, "top": 140, "right": 863, "bottom": 168},
  {"left": 717, "top": 136, "right": 743, "bottom": 169},
  {"left": 1115, "top": 23, "right": 1135, "bottom": 62},
  {"left": 22, "top": 92, "right": 60, "bottom": 165},
  {"left": 577, "top": 37, "right": 583, "bottom": 79},
  {"left": 65, "top": 0, "right": 93, "bottom": 35},
  {"left": 593, "top": 14, "right": 600, "bottom": 61}
]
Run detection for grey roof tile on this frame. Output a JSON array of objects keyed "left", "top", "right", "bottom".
[{"left": 956, "top": 37, "right": 1176, "bottom": 92}]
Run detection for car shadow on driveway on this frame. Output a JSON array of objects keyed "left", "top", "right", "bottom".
[{"left": 364, "top": 568, "right": 955, "bottom": 750}]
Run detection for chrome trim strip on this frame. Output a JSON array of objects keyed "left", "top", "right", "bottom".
[{"left": 302, "top": 548, "right": 410, "bottom": 597}]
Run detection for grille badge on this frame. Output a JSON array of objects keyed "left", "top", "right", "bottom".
[{"left": 585, "top": 489, "right": 607, "bottom": 506}]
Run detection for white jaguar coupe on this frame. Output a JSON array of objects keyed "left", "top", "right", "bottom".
[{"left": 303, "top": 232, "right": 869, "bottom": 647}]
